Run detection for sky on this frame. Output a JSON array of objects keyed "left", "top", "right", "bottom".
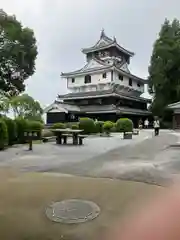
[{"left": 1, "top": 0, "right": 180, "bottom": 107}]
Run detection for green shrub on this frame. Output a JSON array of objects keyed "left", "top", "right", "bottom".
[
  {"left": 95, "top": 121, "right": 104, "bottom": 133},
  {"left": 111, "top": 122, "right": 117, "bottom": 132},
  {"left": 79, "top": 118, "right": 95, "bottom": 134},
  {"left": 71, "top": 124, "right": 79, "bottom": 130},
  {"left": 51, "top": 123, "right": 65, "bottom": 129},
  {"left": 116, "top": 118, "right": 133, "bottom": 133},
  {"left": 103, "top": 121, "right": 114, "bottom": 134},
  {"left": 0, "top": 119, "right": 8, "bottom": 150},
  {"left": 14, "top": 118, "right": 28, "bottom": 144},
  {"left": 2, "top": 117, "right": 17, "bottom": 146},
  {"left": 65, "top": 122, "right": 78, "bottom": 128},
  {"left": 27, "top": 121, "right": 43, "bottom": 139}
]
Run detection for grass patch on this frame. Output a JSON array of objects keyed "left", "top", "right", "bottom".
[{"left": 0, "top": 169, "right": 160, "bottom": 240}]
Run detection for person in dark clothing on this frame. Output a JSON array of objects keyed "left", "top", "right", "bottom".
[{"left": 153, "top": 116, "right": 160, "bottom": 136}]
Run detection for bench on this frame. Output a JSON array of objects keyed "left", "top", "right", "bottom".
[
  {"left": 133, "top": 129, "right": 139, "bottom": 135},
  {"left": 42, "top": 136, "right": 56, "bottom": 143},
  {"left": 78, "top": 135, "right": 88, "bottom": 145},
  {"left": 62, "top": 133, "right": 73, "bottom": 144}
]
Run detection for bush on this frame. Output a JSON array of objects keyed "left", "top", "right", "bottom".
[
  {"left": 95, "top": 121, "right": 104, "bottom": 133},
  {"left": 116, "top": 118, "right": 133, "bottom": 133},
  {"left": 2, "top": 117, "right": 17, "bottom": 146},
  {"left": 79, "top": 118, "right": 96, "bottom": 134},
  {"left": 103, "top": 121, "right": 114, "bottom": 134},
  {"left": 27, "top": 121, "right": 43, "bottom": 139},
  {"left": 14, "top": 118, "right": 28, "bottom": 144},
  {"left": 71, "top": 124, "right": 79, "bottom": 130},
  {"left": 65, "top": 122, "right": 78, "bottom": 128},
  {"left": 51, "top": 123, "right": 65, "bottom": 129},
  {"left": 0, "top": 119, "right": 8, "bottom": 150},
  {"left": 111, "top": 122, "right": 117, "bottom": 132}
]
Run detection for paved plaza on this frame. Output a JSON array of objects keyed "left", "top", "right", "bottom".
[
  {"left": 0, "top": 129, "right": 180, "bottom": 239},
  {"left": 0, "top": 130, "right": 180, "bottom": 185}
]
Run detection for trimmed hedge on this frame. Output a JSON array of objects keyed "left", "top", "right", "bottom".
[
  {"left": 51, "top": 123, "right": 65, "bottom": 129},
  {"left": 65, "top": 122, "right": 78, "bottom": 128},
  {"left": 71, "top": 124, "right": 79, "bottom": 130},
  {"left": 14, "top": 118, "right": 28, "bottom": 144},
  {"left": 79, "top": 118, "right": 96, "bottom": 134},
  {"left": 95, "top": 121, "right": 104, "bottom": 133},
  {"left": 111, "top": 123, "right": 117, "bottom": 132},
  {"left": 0, "top": 119, "right": 8, "bottom": 150},
  {"left": 116, "top": 118, "right": 133, "bottom": 133},
  {"left": 103, "top": 121, "right": 114, "bottom": 134},
  {"left": 2, "top": 117, "right": 17, "bottom": 146},
  {"left": 27, "top": 121, "right": 43, "bottom": 139}
]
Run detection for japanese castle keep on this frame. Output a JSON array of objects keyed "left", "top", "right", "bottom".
[{"left": 45, "top": 30, "right": 151, "bottom": 126}]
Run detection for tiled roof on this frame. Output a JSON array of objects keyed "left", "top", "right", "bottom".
[
  {"left": 61, "top": 57, "right": 146, "bottom": 83},
  {"left": 61, "top": 58, "right": 111, "bottom": 77},
  {"left": 82, "top": 30, "right": 134, "bottom": 57},
  {"left": 58, "top": 87, "right": 150, "bottom": 103},
  {"left": 79, "top": 104, "right": 116, "bottom": 112},
  {"left": 47, "top": 102, "right": 150, "bottom": 115},
  {"left": 168, "top": 101, "right": 180, "bottom": 109},
  {"left": 44, "top": 102, "right": 80, "bottom": 113}
]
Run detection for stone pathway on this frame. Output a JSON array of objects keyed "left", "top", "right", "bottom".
[
  {"left": 54, "top": 131, "right": 178, "bottom": 185},
  {"left": 0, "top": 130, "right": 180, "bottom": 185},
  {"left": 0, "top": 131, "right": 151, "bottom": 171}
]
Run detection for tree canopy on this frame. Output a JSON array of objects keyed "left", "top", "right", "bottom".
[
  {"left": 0, "top": 9, "right": 38, "bottom": 95},
  {"left": 9, "top": 94, "right": 43, "bottom": 121},
  {"left": 148, "top": 19, "right": 180, "bottom": 116}
]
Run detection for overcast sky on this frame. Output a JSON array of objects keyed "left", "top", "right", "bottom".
[{"left": 1, "top": 0, "right": 180, "bottom": 106}]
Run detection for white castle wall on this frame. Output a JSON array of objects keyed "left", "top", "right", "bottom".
[{"left": 66, "top": 71, "right": 144, "bottom": 93}]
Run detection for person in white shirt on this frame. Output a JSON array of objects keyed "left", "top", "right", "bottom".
[
  {"left": 153, "top": 116, "right": 160, "bottom": 136},
  {"left": 144, "top": 119, "right": 149, "bottom": 129}
]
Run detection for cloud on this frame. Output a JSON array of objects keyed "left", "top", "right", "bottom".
[{"left": 1, "top": 0, "right": 180, "bottom": 105}]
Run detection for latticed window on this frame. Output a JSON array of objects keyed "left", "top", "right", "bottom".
[{"left": 84, "top": 75, "right": 91, "bottom": 83}]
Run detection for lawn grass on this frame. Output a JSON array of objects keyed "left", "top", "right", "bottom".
[{"left": 0, "top": 169, "right": 160, "bottom": 240}]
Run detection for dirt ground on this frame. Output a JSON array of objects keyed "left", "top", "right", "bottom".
[{"left": 0, "top": 168, "right": 160, "bottom": 240}]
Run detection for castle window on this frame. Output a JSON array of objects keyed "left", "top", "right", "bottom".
[
  {"left": 129, "top": 78, "right": 132, "bottom": 86},
  {"left": 118, "top": 74, "right": 123, "bottom": 81},
  {"left": 71, "top": 78, "right": 75, "bottom": 83},
  {"left": 84, "top": 75, "right": 91, "bottom": 84},
  {"left": 102, "top": 72, "right": 107, "bottom": 79}
]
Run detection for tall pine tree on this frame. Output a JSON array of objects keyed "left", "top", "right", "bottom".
[{"left": 148, "top": 19, "right": 180, "bottom": 117}]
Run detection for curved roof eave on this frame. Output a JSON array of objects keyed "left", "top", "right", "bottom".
[
  {"left": 61, "top": 66, "right": 113, "bottom": 78},
  {"left": 82, "top": 42, "right": 134, "bottom": 57},
  {"left": 114, "top": 66, "right": 147, "bottom": 83}
]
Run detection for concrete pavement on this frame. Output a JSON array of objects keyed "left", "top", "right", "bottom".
[{"left": 0, "top": 130, "right": 180, "bottom": 185}]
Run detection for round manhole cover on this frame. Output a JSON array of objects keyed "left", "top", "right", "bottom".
[{"left": 46, "top": 199, "right": 100, "bottom": 224}]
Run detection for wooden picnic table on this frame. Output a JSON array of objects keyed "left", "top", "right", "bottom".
[{"left": 51, "top": 128, "right": 83, "bottom": 145}]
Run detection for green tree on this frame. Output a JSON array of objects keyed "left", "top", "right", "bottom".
[
  {"left": 0, "top": 9, "right": 38, "bottom": 95},
  {"left": 9, "top": 94, "right": 43, "bottom": 121},
  {"left": 148, "top": 18, "right": 180, "bottom": 116},
  {"left": 0, "top": 90, "right": 9, "bottom": 113}
]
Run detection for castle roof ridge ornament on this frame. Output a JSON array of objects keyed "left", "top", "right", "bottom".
[{"left": 100, "top": 28, "right": 105, "bottom": 38}]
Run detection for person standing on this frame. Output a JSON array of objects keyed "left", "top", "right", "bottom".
[
  {"left": 153, "top": 116, "right": 160, "bottom": 136},
  {"left": 144, "top": 119, "right": 149, "bottom": 129}
]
